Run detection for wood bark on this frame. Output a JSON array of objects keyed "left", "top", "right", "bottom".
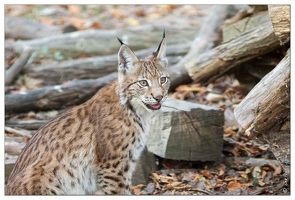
[
  {"left": 268, "top": 5, "right": 290, "bottom": 45},
  {"left": 222, "top": 11, "right": 270, "bottom": 42},
  {"left": 13, "top": 25, "right": 198, "bottom": 59},
  {"left": 5, "top": 72, "right": 117, "bottom": 114},
  {"left": 185, "top": 16, "right": 281, "bottom": 85},
  {"left": 25, "top": 42, "right": 190, "bottom": 85},
  {"left": 234, "top": 48, "right": 290, "bottom": 136},
  {"left": 147, "top": 98, "right": 224, "bottom": 161}
]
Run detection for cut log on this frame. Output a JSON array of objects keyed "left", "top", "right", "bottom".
[
  {"left": 5, "top": 72, "right": 117, "bottom": 114},
  {"left": 5, "top": 16, "right": 77, "bottom": 40},
  {"left": 25, "top": 42, "right": 190, "bottom": 85},
  {"left": 147, "top": 98, "right": 224, "bottom": 161},
  {"left": 234, "top": 48, "right": 290, "bottom": 136},
  {"left": 131, "top": 148, "right": 158, "bottom": 186},
  {"left": 268, "top": 5, "right": 290, "bottom": 45},
  {"left": 13, "top": 25, "right": 198, "bottom": 59},
  {"left": 185, "top": 14, "right": 281, "bottom": 85}
]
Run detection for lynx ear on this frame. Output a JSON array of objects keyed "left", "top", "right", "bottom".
[
  {"left": 153, "top": 30, "right": 167, "bottom": 66},
  {"left": 117, "top": 38, "right": 139, "bottom": 74}
]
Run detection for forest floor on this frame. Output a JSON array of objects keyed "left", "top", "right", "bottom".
[{"left": 4, "top": 5, "right": 290, "bottom": 195}]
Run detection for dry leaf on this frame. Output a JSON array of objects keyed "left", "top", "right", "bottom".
[
  {"left": 200, "top": 170, "right": 212, "bottom": 179},
  {"left": 111, "top": 10, "right": 125, "bottom": 19},
  {"left": 272, "top": 164, "right": 282, "bottom": 176},
  {"left": 165, "top": 182, "right": 182, "bottom": 190},
  {"left": 127, "top": 17, "right": 139, "bottom": 26},
  {"left": 40, "top": 18, "right": 54, "bottom": 26},
  {"left": 91, "top": 22, "right": 103, "bottom": 29},
  {"left": 159, "top": 175, "right": 174, "bottom": 183},
  {"left": 227, "top": 181, "right": 242, "bottom": 190},
  {"left": 69, "top": 17, "right": 86, "bottom": 30},
  {"left": 67, "top": 5, "right": 81, "bottom": 14}
]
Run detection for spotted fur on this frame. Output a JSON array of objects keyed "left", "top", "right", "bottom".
[{"left": 5, "top": 33, "right": 170, "bottom": 195}]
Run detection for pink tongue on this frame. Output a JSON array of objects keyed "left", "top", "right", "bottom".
[{"left": 150, "top": 104, "right": 161, "bottom": 109}]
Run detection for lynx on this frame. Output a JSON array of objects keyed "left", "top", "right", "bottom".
[{"left": 5, "top": 32, "right": 170, "bottom": 195}]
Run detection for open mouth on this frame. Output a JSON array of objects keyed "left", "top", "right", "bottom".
[{"left": 145, "top": 103, "right": 162, "bottom": 110}]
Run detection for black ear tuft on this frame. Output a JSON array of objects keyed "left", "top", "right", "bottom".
[
  {"left": 117, "top": 37, "right": 124, "bottom": 45},
  {"left": 153, "top": 29, "right": 166, "bottom": 61}
]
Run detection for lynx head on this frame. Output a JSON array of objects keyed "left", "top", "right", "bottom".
[{"left": 117, "top": 31, "right": 170, "bottom": 113}]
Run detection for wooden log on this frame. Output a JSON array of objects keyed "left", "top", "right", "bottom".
[
  {"left": 13, "top": 25, "right": 198, "bottom": 59},
  {"left": 5, "top": 159, "right": 17, "bottom": 184},
  {"left": 25, "top": 42, "right": 190, "bottom": 85},
  {"left": 268, "top": 5, "right": 290, "bottom": 45},
  {"left": 147, "top": 98, "right": 224, "bottom": 161},
  {"left": 131, "top": 148, "right": 158, "bottom": 186},
  {"left": 222, "top": 11, "right": 270, "bottom": 42},
  {"left": 5, "top": 16, "right": 77, "bottom": 40},
  {"left": 169, "top": 5, "right": 232, "bottom": 90},
  {"left": 185, "top": 15, "right": 281, "bottom": 85},
  {"left": 234, "top": 48, "right": 290, "bottom": 136},
  {"left": 5, "top": 47, "right": 33, "bottom": 85},
  {"left": 5, "top": 126, "right": 33, "bottom": 138},
  {"left": 5, "top": 120, "right": 49, "bottom": 130},
  {"left": 5, "top": 72, "right": 117, "bottom": 114},
  {"left": 5, "top": 142, "right": 25, "bottom": 156}
]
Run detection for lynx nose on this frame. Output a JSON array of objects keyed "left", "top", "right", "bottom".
[{"left": 154, "top": 95, "right": 163, "bottom": 102}]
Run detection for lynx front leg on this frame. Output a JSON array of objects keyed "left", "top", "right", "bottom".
[{"left": 97, "top": 169, "right": 131, "bottom": 195}]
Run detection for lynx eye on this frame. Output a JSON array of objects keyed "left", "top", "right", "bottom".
[
  {"left": 159, "top": 77, "right": 167, "bottom": 85},
  {"left": 138, "top": 80, "right": 149, "bottom": 87}
]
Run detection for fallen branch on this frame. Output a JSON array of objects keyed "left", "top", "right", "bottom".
[
  {"left": 5, "top": 16, "right": 74, "bottom": 40},
  {"left": 5, "top": 47, "right": 33, "bottom": 85},
  {"left": 25, "top": 42, "right": 190, "bottom": 85},
  {"left": 13, "top": 25, "right": 197, "bottom": 59},
  {"left": 5, "top": 120, "right": 49, "bottom": 130},
  {"left": 5, "top": 72, "right": 117, "bottom": 114},
  {"left": 5, "top": 126, "right": 33, "bottom": 138}
]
